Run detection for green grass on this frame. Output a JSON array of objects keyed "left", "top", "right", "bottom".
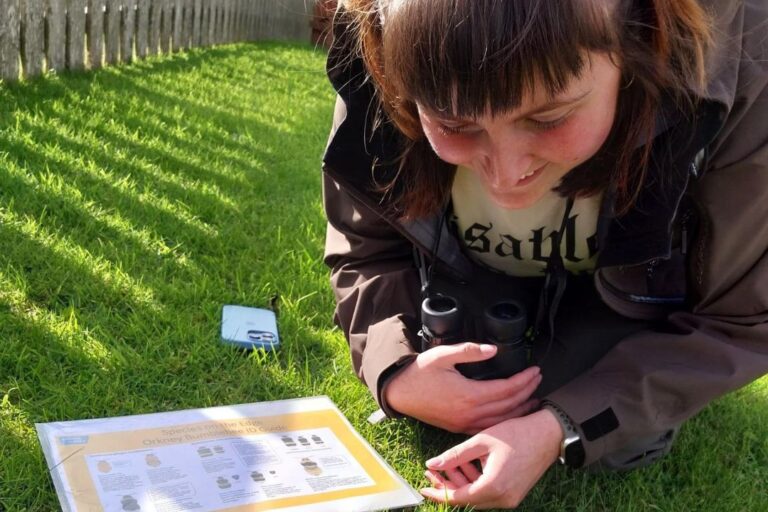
[{"left": 0, "top": 42, "right": 766, "bottom": 511}]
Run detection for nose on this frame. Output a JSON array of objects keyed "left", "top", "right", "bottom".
[{"left": 480, "top": 138, "right": 536, "bottom": 189}]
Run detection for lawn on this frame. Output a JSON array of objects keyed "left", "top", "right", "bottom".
[{"left": 0, "top": 42, "right": 766, "bottom": 511}]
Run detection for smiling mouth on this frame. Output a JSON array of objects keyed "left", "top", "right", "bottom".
[{"left": 514, "top": 163, "right": 546, "bottom": 187}]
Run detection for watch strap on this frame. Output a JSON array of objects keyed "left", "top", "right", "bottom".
[{"left": 542, "top": 400, "right": 585, "bottom": 468}]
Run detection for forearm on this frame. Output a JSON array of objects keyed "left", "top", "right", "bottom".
[
  {"left": 545, "top": 312, "right": 768, "bottom": 466},
  {"left": 324, "top": 174, "right": 424, "bottom": 409}
]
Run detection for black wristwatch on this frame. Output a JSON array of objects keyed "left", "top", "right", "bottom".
[{"left": 542, "top": 401, "right": 586, "bottom": 469}]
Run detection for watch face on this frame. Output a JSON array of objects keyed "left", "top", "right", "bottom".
[{"left": 563, "top": 436, "right": 585, "bottom": 468}]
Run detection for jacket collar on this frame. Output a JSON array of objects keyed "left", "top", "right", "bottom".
[{"left": 595, "top": 99, "right": 725, "bottom": 267}]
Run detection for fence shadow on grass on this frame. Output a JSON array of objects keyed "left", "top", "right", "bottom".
[{"left": 0, "top": 42, "right": 340, "bottom": 506}]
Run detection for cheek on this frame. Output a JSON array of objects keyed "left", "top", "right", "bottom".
[
  {"left": 420, "top": 118, "right": 478, "bottom": 165},
  {"left": 425, "top": 134, "right": 478, "bottom": 165},
  {"left": 542, "top": 113, "right": 614, "bottom": 165}
]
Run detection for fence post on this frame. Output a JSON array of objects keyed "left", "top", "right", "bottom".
[
  {"left": 242, "top": 0, "right": 250, "bottom": 41},
  {"left": 221, "top": 0, "right": 229, "bottom": 43},
  {"left": 226, "top": 0, "right": 237, "bottom": 43},
  {"left": 47, "top": 0, "right": 66, "bottom": 71},
  {"left": 160, "top": 0, "right": 171, "bottom": 53},
  {"left": 212, "top": 0, "right": 220, "bottom": 44},
  {"left": 135, "top": 0, "right": 148, "bottom": 57},
  {"left": 232, "top": 0, "right": 240, "bottom": 41},
  {"left": 217, "top": 0, "right": 225, "bottom": 44},
  {"left": 182, "top": 0, "right": 194, "bottom": 50},
  {"left": 23, "top": 0, "right": 45, "bottom": 78},
  {"left": 0, "top": 0, "right": 20, "bottom": 81},
  {"left": 246, "top": 0, "right": 252, "bottom": 40},
  {"left": 121, "top": 0, "right": 136, "bottom": 62},
  {"left": 206, "top": 0, "right": 215, "bottom": 45},
  {"left": 192, "top": 0, "right": 201, "bottom": 47},
  {"left": 172, "top": 0, "right": 182, "bottom": 51},
  {"left": 224, "top": 0, "right": 232, "bottom": 43},
  {"left": 260, "top": 0, "right": 269, "bottom": 40},
  {"left": 299, "top": 0, "right": 310, "bottom": 41},
  {"left": 104, "top": 0, "right": 120, "bottom": 64},
  {"left": 248, "top": 0, "right": 255, "bottom": 40},
  {"left": 67, "top": 0, "right": 87, "bottom": 71},
  {"left": 295, "top": 0, "right": 309, "bottom": 42},
  {"left": 148, "top": 0, "right": 161, "bottom": 54},
  {"left": 208, "top": 0, "right": 217, "bottom": 46},
  {"left": 88, "top": 0, "right": 105, "bottom": 69},
  {"left": 200, "top": 0, "right": 209, "bottom": 46},
  {"left": 182, "top": 0, "right": 192, "bottom": 49},
  {"left": 251, "top": 0, "right": 264, "bottom": 41}
]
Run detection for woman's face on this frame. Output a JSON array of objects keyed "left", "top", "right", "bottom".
[{"left": 417, "top": 52, "right": 622, "bottom": 209}]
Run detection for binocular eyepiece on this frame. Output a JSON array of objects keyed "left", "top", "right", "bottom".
[{"left": 421, "top": 295, "right": 529, "bottom": 380}]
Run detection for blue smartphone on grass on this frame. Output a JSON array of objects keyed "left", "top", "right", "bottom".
[{"left": 220, "top": 305, "right": 280, "bottom": 350}]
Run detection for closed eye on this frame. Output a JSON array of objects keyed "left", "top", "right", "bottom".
[
  {"left": 528, "top": 110, "right": 573, "bottom": 132},
  {"left": 436, "top": 124, "right": 472, "bottom": 136}
]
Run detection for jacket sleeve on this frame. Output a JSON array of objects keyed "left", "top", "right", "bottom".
[
  {"left": 322, "top": 97, "right": 422, "bottom": 415},
  {"left": 545, "top": 78, "right": 768, "bottom": 465}
]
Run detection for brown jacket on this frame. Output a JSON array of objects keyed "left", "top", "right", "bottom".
[{"left": 322, "top": 1, "right": 768, "bottom": 466}]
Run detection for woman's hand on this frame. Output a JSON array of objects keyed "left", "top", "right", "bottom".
[
  {"left": 420, "top": 409, "right": 563, "bottom": 509},
  {"left": 383, "top": 343, "right": 542, "bottom": 434}
]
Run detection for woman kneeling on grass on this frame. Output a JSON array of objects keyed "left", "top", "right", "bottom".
[{"left": 322, "top": 0, "right": 768, "bottom": 508}]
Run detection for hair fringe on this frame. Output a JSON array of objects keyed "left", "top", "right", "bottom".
[{"left": 338, "top": 0, "right": 713, "bottom": 219}]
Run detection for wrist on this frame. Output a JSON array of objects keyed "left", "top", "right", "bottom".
[
  {"left": 541, "top": 401, "right": 585, "bottom": 468},
  {"left": 380, "top": 361, "right": 414, "bottom": 416},
  {"left": 532, "top": 409, "right": 564, "bottom": 466}
]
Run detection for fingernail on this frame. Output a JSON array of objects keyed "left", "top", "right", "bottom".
[
  {"left": 426, "top": 457, "right": 443, "bottom": 467},
  {"left": 480, "top": 344, "right": 496, "bottom": 354}
]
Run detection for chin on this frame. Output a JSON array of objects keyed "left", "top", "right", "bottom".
[{"left": 489, "top": 187, "right": 547, "bottom": 210}]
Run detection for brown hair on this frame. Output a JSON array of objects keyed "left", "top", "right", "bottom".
[{"left": 341, "top": 0, "right": 712, "bottom": 219}]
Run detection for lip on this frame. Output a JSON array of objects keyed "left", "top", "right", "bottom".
[
  {"left": 489, "top": 163, "right": 547, "bottom": 197},
  {"left": 514, "top": 163, "right": 547, "bottom": 187}
]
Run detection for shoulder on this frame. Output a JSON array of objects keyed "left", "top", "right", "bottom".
[{"left": 700, "top": 1, "right": 768, "bottom": 171}]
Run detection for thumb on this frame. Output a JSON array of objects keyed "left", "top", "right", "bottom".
[
  {"left": 426, "top": 436, "right": 489, "bottom": 471},
  {"left": 428, "top": 342, "right": 497, "bottom": 366}
]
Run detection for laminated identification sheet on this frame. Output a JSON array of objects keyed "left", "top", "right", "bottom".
[{"left": 36, "top": 397, "right": 422, "bottom": 512}]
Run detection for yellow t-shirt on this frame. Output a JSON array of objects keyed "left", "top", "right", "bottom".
[{"left": 451, "top": 166, "right": 602, "bottom": 277}]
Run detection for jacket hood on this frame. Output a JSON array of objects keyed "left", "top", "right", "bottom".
[{"left": 699, "top": 0, "right": 746, "bottom": 112}]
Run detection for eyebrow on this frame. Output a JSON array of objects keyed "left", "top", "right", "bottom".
[{"left": 427, "top": 90, "right": 592, "bottom": 123}]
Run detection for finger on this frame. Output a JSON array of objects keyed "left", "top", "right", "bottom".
[
  {"left": 426, "top": 437, "right": 489, "bottom": 471},
  {"left": 421, "top": 484, "right": 483, "bottom": 508},
  {"left": 473, "top": 375, "right": 543, "bottom": 417},
  {"left": 447, "top": 452, "right": 516, "bottom": 506},
  {"left": 444, "top": 467, "right": 470, "bottom": 487},
  {"left": 510, "top": 397, "right": 542, "bottom": 417},
  {"left": 460, "top": 462, "right": 482, "bottom": 482},
  {"left": 421, "top": 486, "right": 462, "bottom": 505},
  {"left": 465, "top": 398, "right": 542, "bottom": 433},
  {"left": 474, "top": 365, "right": 541, "bottom": 401},
  {"left": 425, "top": 342, "right": 497, "bottom": 367},
  {"left": 446, "top": 481, "right": 493, "bottom": 507},
  {"left": 424, "top": 470, "right": 457, "bottom": 490}
]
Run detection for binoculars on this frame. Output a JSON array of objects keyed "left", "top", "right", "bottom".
[{"left": 420, "top": 294, "right": 529, "bottom": 380}]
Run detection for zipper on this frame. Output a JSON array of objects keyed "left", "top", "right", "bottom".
[
  {"left": 645, "top": 258, "right": 659, "bottom": 295},
  {"left": 600, "top": 270, "right": 685, "bottom": 305},
  {"left": 686, "top": 196, "right": 708, "bottom": 289}
]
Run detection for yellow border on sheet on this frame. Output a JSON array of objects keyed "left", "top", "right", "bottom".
[{"left": 56, "top": 409, "right": 401, "bottom": 511}]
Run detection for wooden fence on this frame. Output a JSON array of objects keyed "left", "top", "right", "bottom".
[{"left": 0, "top": 0, "right": 314, "bottom": 82}]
